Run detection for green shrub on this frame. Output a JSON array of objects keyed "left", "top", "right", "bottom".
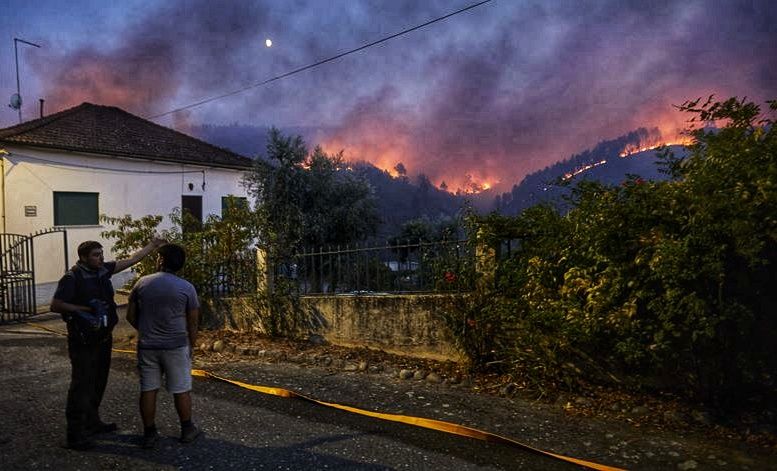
[{"left": 449, "top": 97, "right": 777, "bottom": 409}]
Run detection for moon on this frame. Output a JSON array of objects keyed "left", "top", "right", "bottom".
[{"left": 265, "top": 38, "right": 273, "bottom": 48}]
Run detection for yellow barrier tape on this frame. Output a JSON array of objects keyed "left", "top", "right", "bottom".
[
  {"left": 190, "top": 371, "right": 624, "bottom": 470},
  {"left": 26, "top": 322, "right": 68, "bottom": 336},
  {"left": 25, "top": 322, "right": 623, "bottom": 471},
  {"left": 111, "top": 348, "right": 138, "bottom": 354}
]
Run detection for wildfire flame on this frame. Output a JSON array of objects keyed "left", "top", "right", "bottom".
[
  {"left": 561, "top": 159, "right": 608, "bottom": 181},
  {"left": 319, "top": 138, "right": 498, "bottom": 195},
  {"left": 456, "top": 178, "right": 496, "bottom": 195},
  {"left": 320, "top": 138, "right": 408, "bottom": 178},
  {"left": 619, "top": 139, "right": 692, "bottom": 158}
]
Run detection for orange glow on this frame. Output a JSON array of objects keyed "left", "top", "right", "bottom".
[
  {"left": 618, "top": 108, "right": 697, "bottom": 158},
  {"left": 320, "top": 136, "right": 409, "bottom": 178},
  {"left": 318, "top": 105, "right": 700, "bottom": 194},
  {"left": 37, "top": 52, "right": 179, "bottom": 118},
  {"left": 320, "top": 134, "right": 500, "bottom": 194}
]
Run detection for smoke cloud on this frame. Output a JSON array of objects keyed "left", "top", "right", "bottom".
[{"left": 19, "top": 0, "right": 777, "bottom": 192}]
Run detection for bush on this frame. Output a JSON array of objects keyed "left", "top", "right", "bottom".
[
  {"left": 451, "top": 97, "right": 777, "bottom": 409},
  {"left": 101, "top": 199, "right": 258, "bottom": 297}
]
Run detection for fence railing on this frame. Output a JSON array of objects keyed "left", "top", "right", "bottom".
[
  {"left": 191, "top": 236, "right": 519, "bottom": 299},
  {"left": 181, "top": 235, "right": 258, "bottom": 299},
  {"left": 275, "top": 240, "right": 474, "bottom": 295}
]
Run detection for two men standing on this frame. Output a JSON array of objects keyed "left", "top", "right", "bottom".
[{"left": 51, "top": 239, "right": 201, "bottom": 450}]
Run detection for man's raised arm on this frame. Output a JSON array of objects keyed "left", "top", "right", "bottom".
[{"left": 114, "top": 237, "right": 166, "bottom": 274}]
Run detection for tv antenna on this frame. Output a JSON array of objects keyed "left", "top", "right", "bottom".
[{"left": 9, "top": 38, "right": 41, "bottom": 124}]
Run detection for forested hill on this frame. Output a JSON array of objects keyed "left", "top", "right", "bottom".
[
  {"left": 191, "top": 123, "right": 689, "bottom": 231},
  {"left": 494, "top": 128, "right": 689, "bottom": 215},
  {"left": 348, "top": 162, "right": 466, "bottom": 238}
]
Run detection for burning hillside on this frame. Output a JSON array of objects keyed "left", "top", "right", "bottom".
[{"left": 620, "top": 139, "right": 693, "bottom": 158}]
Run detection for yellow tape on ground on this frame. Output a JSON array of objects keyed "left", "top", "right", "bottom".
[
  {"left": 25, "top": 322, "right": 623, "bottom": 471},
  {"left": 190, "top": 371, "right": 624, "bottom": 471},
  {"left": 26, "top": 322, "right": 68, "bottom": 337}
]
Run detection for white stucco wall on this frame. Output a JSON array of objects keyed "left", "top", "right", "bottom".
[{"left": 1, "top": 145, "right": 251, "bottom": 284}]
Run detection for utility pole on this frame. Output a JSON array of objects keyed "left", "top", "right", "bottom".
[{"left": 10, "top": 38, "right": 41, "bottom": 124}]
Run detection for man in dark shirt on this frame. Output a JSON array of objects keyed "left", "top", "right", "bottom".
[{"left": 51, "top": 237, "right": 164, "bottom": 450}]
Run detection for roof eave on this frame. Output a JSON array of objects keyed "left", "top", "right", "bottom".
[{"left": 0, "top": 140, "right": 256, "bottom": 171}]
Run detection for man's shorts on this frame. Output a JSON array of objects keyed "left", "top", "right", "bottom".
[{"left": 137, "top": 346, "right": 192, "bottom": 394}]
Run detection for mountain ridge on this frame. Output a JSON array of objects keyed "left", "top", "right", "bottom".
[{"left": 187, "top": 123, "right": 687, "bottom": 229}]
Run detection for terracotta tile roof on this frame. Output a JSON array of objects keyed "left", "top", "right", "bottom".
[{"left": 0, "top": 103, "right": 254, "bottom": 169}]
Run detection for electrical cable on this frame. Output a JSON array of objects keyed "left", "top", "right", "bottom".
[{"left": 147, "top": 0, "right": 492, "bottom": 120}]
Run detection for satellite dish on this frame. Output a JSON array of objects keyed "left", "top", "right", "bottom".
[{"left": 9, "top": 93, "right": 22, "bottom": 110}]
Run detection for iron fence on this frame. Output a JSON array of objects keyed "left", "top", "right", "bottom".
[
  {"left": 499, "top": 238, "right": 521, "bottom": 260},
  {"left": 181, "top": 235, "right": 257, "bottom": 299},
  {"left": 276, "top": 239, "right": 474, "bottom": 295},
  {"left": 198, "top": 253, "right": 258, "bottom": 298}
]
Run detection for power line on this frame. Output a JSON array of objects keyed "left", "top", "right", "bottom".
[{"left": 147, "top": 0, "right": 493, "bottom": 120}]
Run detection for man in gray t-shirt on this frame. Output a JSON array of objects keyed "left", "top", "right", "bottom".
[{"left": 127, "top": 243, "right": 201, "bottom": 448}]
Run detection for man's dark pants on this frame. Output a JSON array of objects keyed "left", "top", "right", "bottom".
[{"left": 65, "top": 334, "right": 112, "bottom": 442}]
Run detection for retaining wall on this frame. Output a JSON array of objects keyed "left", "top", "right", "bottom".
[{"left": 203, "top": 293, "right": 465, "bottom": 362}]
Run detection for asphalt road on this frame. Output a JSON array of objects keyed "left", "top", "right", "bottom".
[
  {"left": 2, "top": 312, "right": 776, "bottom": 470},
  {"left": 0, "top": 318, "right": 578, "bottom": 470}
]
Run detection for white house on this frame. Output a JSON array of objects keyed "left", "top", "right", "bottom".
[{"left": 0, "top": 102, "right": 256, "bottom": 287}]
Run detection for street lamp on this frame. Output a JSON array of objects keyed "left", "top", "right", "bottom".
[{"left": 9, "top": 38, "right": 41, "bottom": 124}]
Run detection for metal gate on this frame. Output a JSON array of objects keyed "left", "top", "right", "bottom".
[{"left": 0, "top": 228, "right": 68, "bottom": 323}]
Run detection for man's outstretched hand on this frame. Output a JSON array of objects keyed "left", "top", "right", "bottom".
[{"left": 114, "top": 236, "right": 168, "bottom": 274}]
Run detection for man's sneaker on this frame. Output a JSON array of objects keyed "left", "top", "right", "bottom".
[
  {"left": 66, "top": 437, "right": 96, "bottom": 451},
  {"left": 180, "top": 425, "right": 202, "bottom": 443},
  {"left": 88, "top": 421, "right": 118, "bottom": 436},
  {"left": 141, "top": 431, "right": 160, "bottom": 450}
]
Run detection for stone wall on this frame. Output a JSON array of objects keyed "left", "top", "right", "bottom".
[{"left": 202, "top": 293, "right": 465, "bottom": 362}]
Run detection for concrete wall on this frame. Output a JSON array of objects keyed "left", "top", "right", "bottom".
[
  {"left": 303, "top": 294, "right": 464, "bottom": 361},
  {"left": 2, "top": 146, "right": 250, "bottom": 283},
  {"left": 205, "top": 293, "right": 466, "bottom": 362}
]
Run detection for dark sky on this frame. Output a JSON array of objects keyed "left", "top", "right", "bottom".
[{"left": 1, "top": 0, "right": 775, "bottom": 192}]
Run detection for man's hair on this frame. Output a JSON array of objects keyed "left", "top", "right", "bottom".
[
  {"left": 77, "top": 241, "right": 103, "bottom": 260},
  {"left": 158, "top": 243, "right": 186, "bottom": 272}
]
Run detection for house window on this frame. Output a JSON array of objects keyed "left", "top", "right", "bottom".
[
  {"left": 181, "top": 195, "right": 203, "bottom": 232},
  {"left": 53, "top": 192, "right": 99, "bottom": 226},
  {"left": 221, "top": 196, "right": 248, "bottom": 215}
]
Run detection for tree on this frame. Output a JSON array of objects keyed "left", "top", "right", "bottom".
[
  {"left": 242, "top": 128, "right": 380, "bottom": 257},
  {"left": 301, "top": 146, "right": 380, "bottom": 248},
  {"left": 242, "top": 128, "right": 307, "bottom": 262}
]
